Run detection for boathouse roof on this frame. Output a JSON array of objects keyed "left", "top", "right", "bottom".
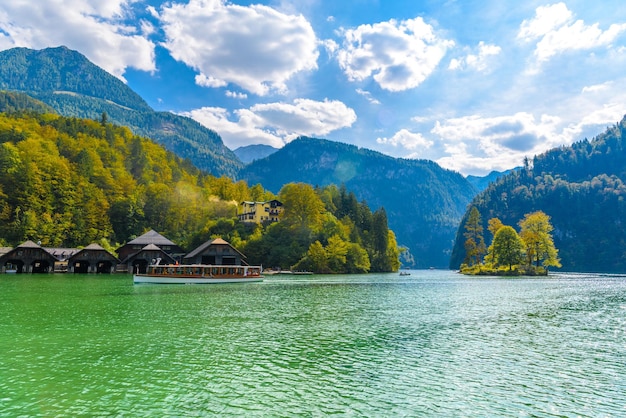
[
  {"left": 120, "top": 243, "right": 176, "bottom": 264},
  {"left": 70, "top": 244, "right": 119, "bottom": 262},
  {"left": 185, "top": 238, "right": 246, "bottom": 259},
  {"left": 0, "top": 240, "right": 60, "bottom": 263},
  {"left": 18, "top": 240, "right": 42, "bottom": 248},
  {"left": 45, "top": 247, "right": 81, "bottom": 261},
  {"left": 126, "top": 230, "right": 177, "bottom": 246}
]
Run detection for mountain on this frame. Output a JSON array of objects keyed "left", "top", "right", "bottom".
[
  {"left": 450, "top": 115, "right": 626, "bottom": 273},
  {"left": 234, "top": 144, "right": 278, "bottom": 164},
  {"left": 466, "top": 169, "right": 515, "bottom": 192},
  {"left": 239, "top": 137, "right": 478, "bottom": 268},
  {"left": 0, "top": 46, "right": 242, "bottom": 177}
]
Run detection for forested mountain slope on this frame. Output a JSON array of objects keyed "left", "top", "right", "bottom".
[
  {"left": 450, "top": 115, "right": 626, "bottom": 272},
  {"left": 0, "top": 110, "right": 234, "bottom": 248},
  {"left": 0, "top": 46, "right": 242, "bottom": 177},
  {"left": 239, "top": 137, "right": 478, "bottom": 268}
]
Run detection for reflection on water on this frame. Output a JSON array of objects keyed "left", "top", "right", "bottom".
[{"left": 1, "top": 271, "right": 625, "bottom": 416}]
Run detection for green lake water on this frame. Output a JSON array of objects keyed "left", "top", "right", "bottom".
[{"left": 1, "top": 271, "right": 625, "bottom": 416}]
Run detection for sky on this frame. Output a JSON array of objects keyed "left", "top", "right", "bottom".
[{"left": 1, "top": 1, "right": 626, "bottom": 175}]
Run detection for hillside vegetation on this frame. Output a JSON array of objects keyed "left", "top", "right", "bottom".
[
  {"left": 240, "top": 137, "right": 478, "bottom": 268},
  {"left": 451, "top": 115, "right": 626, "bottom": 272},
  {"left": 0, "top": 109, "right": 399, "bottom": 273},
  {"left": 0, "top": 46, "right": 242, "bottom": 177}
]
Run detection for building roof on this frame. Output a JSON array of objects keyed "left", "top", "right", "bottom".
[
  {"left": 45, "top": 247, "right": 81, "bottom": 261},
  {"left": 240, "top": 199, "right": 282, "bottom": 205},
  {"left": 141, "top": 243, "right": 161, "bottom": 251},
  {"left": 185, "top": 238, "right": 246, "bottom": 259},
  {"left": 84, "top": 243, "right": 106, "bottom": 250},
  {"left": 126, "top": 230, "right": 177, "bottom": 246},
  {"left": 120, "top": 244, "right": 176, "bottom": 264},
  {"left": 18, "top": 240, "right": 42, "bottom": 248},
  {"left": 70, "top": 244, "right": 120, "bottom": 262},
  {"left": 1, "top": 240, "right": 59, "bottom": 262}
]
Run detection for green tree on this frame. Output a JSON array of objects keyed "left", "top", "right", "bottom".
[
  {"left": 326, "top": 234, "right": 349, "bottom": 273},
  {"left": 279, "top": 183, "right": 325, "bottom": 232},
  {"left": 487, "top": 217, "right": 504, "bottom": 237},
  {"left": 307, "top": 240, "right": 328, "bottom": 273},
  {"left": 491, "top": 225, "right": 525, "bottom": 270},
  {"left": 346, "top": 243, "right": 370, "bottom": 273},
  {"left": 518, "top": 211, "right": 561, "bottom": 269},
  {"left": 485, "top": 217, "right": 504, "bottom": 264},
  {"left": 463, "top": 206, "right": 486, "bottom": 266}
]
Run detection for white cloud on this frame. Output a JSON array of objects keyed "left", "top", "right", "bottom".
[
  {"left": 582, "top": 82, "right": 612, "bottom": 93},
  {"left": 518, "top": 2, "right": 573, "bottom": 39},
  {"left": 336, "top": 17, "right": 454, "bottom": 91},
  {"left": 448, "top": 41, "right": 501, "bottom": 72},
  {"left": 195, "top": 74, "right": 227, "bottom": 89},
  {"left": 518, "top": 3, "right": 626, "bottom": 64},
  {"left": 564, "top": 102, "right": 626, "bottom": 140},
  {"left": 0, "top": 0, "right": 156, "bottom": 80},
  {"left": 432, "top": 112, "right": 565, "bottom": 174},
  {"left": 377, "top": 129, "right": 433, "bottom": 151},
  {"left": 245, "top": 98, "right": 357, "bottom": 137},
  {"left": 182, "top": 106, "right": 285, "bottom": 150},
  {"left": 226, "top": 90, "right": 248, "bottom": 99},
  {"left": 322, "top": 38, "right": 339, "bottom": 55},
  {"left": 355, "top": 88, "right": 381, "bottom": 105},
  {"left": 182, "top": 99, "right": 356, "bottom": 149},
  {"left": 159, "top": 0, "right": 319, "bottom": 96}
]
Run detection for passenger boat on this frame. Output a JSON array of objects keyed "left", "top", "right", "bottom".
[{"left": 133, "top": 264, "right": 263, "bottom": 284}]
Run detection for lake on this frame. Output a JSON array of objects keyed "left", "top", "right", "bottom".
[{"left": 1, "top": 270, "right": 625, "bottom": 416}]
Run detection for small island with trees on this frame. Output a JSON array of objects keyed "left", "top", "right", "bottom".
[{"left": 460, "top": 207, "right": 561, "bottom": 276}]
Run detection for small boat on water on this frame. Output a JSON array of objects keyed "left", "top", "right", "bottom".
[
  {"left": 399, "top": 271, "right": 411, "bottom": 276},
  {"left": 133, "top": 264, "right": 263, "bottom": 284}
]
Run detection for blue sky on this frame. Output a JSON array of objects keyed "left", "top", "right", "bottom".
[{"left": 1, "top": 1, "right": 626, "bottom": 175}]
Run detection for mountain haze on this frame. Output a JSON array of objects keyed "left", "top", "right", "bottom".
[
  {"left": 240, "top": 137, "right": 478, "bottom": 268},
  {"left": 466, "top": 169, "right": 515, "bottom": 192},
  {"left": 234, "top": 144, "right": 278, "bottom": 164},
  {"left": 451, "top": 115, "right": 626, "bottom": 273},
  {"left": 0, "top": 46, "right": 242, "bottom": 177}
]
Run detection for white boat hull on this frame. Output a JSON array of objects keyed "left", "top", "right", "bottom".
[{"left": 133, "top": 274, "right": 263, "bottom": 284}]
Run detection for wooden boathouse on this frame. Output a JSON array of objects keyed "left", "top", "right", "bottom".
[
  {"left": 117, "top": 230, "right": 185, "bottom": 261},
  {"left": 183, "top": 238, "right": 249, "bottom": 266},
  {"left": 68, "top": 243, "right": 120, "bottom": 273},
  {"left": 0, "top": 240, "right": 120, "bottom": 274},
  {"left": 120, "top": 243, "right": 176, "bottom": 274},
  {"left": 0, "top": 240, "right": 59, "bottom": 273}
]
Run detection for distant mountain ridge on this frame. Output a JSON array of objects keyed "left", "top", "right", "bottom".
[
  {"left": 0, "top": 46, "right": 242, "bottom": 177},
  {"left": 451, "top": 115, "right": 626, "bottom": 272},
  {"left": 466, "top": 169, "right": 515, "bottom": 192},
  {"left": 239, "top": 137, "right": 478, "bottom": 268},
  {"left": 234, "top": 144, "right": 278, "bottom": 164}
]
